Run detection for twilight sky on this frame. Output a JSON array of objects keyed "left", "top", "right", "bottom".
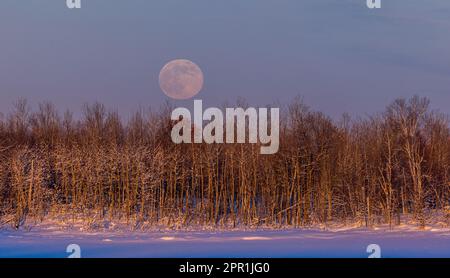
[{"left": 0, "top": 0, "right": 449, "bottom": 119}]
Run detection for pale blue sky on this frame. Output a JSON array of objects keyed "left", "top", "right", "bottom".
[{"left": 0, "top": 0, "right": 449, "bottom": 118}]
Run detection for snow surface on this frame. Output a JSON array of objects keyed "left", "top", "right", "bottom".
[{"left": 1, "top": 219, "right": 449, "bottom": 258}]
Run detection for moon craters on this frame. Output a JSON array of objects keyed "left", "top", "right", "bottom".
[{"left": 159, "top": 59, "right": 204, "bottom": 100}]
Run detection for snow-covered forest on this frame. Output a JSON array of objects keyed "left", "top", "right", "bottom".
[{"left": 0, "top": 96, "right": 448, "bottom": 230}]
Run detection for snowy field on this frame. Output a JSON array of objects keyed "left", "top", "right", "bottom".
[{"left": 1, "top": 219, "right": 449, "bottom": 258}]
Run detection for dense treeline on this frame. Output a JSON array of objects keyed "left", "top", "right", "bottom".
[{"left": 0, "top": 96, "right": 448, "bottom": 229}]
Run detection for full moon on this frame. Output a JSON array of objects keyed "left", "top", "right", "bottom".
[{"left": 159, "top": 59, "right": 204, "bottom": 100}]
